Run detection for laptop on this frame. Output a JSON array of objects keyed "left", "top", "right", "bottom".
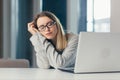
[{"left": 59, "top": 32, "right": 120, "bottom": 73}]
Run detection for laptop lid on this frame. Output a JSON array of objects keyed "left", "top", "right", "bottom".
[{"left": 74, "top": 32, "right": 120, "bottom": 73}]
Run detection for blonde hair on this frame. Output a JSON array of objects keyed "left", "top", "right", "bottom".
[{"left": 33, "top": 11, "right": 67, "bottom": 51}]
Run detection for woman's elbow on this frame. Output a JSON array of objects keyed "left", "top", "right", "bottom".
[
  {"left": 37, "top": 64, "right": 50, "bottom": 69},
  {"left": 53, "top": 61, "right": 65, "bottom": 69}
]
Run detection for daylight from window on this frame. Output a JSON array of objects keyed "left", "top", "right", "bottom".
[{"left": 87, "top": 0, "right": 111, "bottom": 32}]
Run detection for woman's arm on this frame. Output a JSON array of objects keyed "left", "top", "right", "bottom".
[
  {"left": 28, "top": 22, "right": 50, "bottom": 68},
  {"left": 30, "top": 33, "right": 50, "bottom": 69},
  {"left": 37, "top": 33, "right": 78, "bottom": 69}
]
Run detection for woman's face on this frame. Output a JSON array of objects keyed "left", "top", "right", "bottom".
[{"left": 37, "top": 16, "right": 58, "bottom": 40}]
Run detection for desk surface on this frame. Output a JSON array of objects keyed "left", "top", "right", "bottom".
[{"left": 0, "top": 68, "right": 120, "bottom": 80}]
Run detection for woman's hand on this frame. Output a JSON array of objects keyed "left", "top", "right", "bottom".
[{"left": 27, "top": 21, "right": 39, "bottom": 35}]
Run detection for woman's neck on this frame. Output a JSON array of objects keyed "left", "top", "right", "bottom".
[{"left": 51, "top": 37, "right": 56, "bottom": 45}]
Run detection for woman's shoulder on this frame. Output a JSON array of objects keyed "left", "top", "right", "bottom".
[{"left": 66, "top": 32, "right": 79, "bottom": 41}]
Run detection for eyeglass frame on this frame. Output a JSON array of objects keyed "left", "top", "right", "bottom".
[{"left": 37, "top": 21, "right": 56, "bottom": 32}]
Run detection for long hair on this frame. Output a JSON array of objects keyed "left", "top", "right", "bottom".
[{"left": 33, "top": 11, "right": 67, "bottom": 51}]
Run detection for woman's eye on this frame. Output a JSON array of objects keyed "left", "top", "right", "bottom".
[
  {"left": 47, "top": 22, "right": 53, "bottom": 26},
  {"left": 47, "top": 23, "right": 51, "bottom": 26},
  {"left": 39, "top": 26, "right": 44, "bottom": 29}
]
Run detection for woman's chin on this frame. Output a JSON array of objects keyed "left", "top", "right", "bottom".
[{"left": 46, "top": 36, "right": 54, "bottom": 39}]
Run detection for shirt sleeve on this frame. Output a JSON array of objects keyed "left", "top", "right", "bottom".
[
  {"left": 30, "top": 33, "right": 50, "bottom": 69},
  {"left": 38, "top": 33, "right": 79, "bottom": 69}
]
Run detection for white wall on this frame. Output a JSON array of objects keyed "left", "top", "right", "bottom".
[
  {"left": 3, "top": 0, "right": 11, "bottom": 58},
  {"left": 111, "top": 0, "right": 120, "bottom": 32},
  {"left": 67, "top": 0, "right": 80, "bottom": 34},
  {"left": 33, "top": 0, "right": 42, "bottom": 15}
]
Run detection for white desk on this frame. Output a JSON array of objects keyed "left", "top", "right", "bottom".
[{"left": 0, "top": 68, "right": 120, "bottom": 80}]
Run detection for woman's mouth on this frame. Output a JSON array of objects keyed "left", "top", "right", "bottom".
[{"left": 46, "top": 32, "right": 52, "bottom": 36}]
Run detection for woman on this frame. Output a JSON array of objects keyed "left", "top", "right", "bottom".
[{"left": 28, "top": 11, "right": 78, "bottom": 69}]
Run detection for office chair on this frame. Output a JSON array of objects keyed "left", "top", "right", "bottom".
[{"left": 0, "top": 59, "right": 30, "bottom": 68}]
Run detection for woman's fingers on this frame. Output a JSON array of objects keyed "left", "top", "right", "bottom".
[
  {"left": 27, "top": 21, "right": 38, "bottom": 35},
  {"left": 28, "top": 21, "right": 34, "bottom": 28}
]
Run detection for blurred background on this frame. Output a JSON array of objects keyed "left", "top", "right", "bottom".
[{"left": 0, "top": 0, "right": 118, "bottom": 67}]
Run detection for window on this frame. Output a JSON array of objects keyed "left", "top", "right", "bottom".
[{"left": 87, "top": 0, "right": 111, "bottom": 32}]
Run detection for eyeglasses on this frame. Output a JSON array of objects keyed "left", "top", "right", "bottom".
[{"left": 38, "top": 21, "right": 56, "bottom": 31}]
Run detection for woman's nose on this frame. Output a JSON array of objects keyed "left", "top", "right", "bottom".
[{"left": 45, "top": 26, "right": 50, "bottom": 31}]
